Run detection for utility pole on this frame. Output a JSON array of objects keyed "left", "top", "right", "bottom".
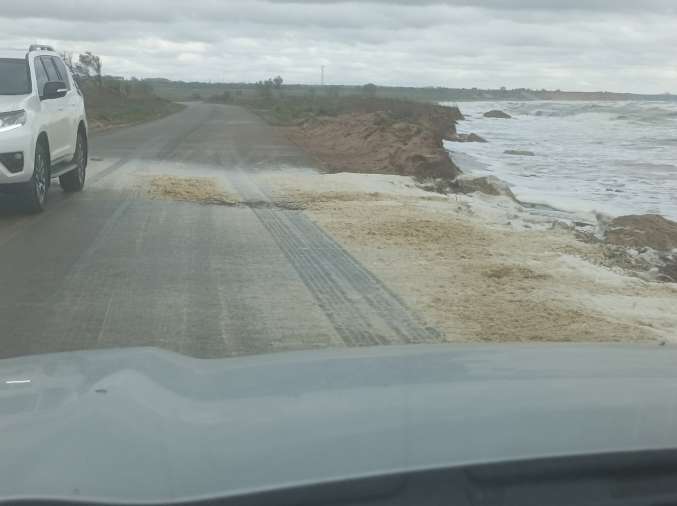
[{"left": 321, "top": 65, "right": 325, "bottom": 86}]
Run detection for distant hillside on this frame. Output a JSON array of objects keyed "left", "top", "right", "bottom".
[{"left": 143, "top": 78, "right": 677, "bottom": 104}]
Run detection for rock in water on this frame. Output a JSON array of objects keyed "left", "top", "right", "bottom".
[
  {"left": 606, "top": 214, "right": 677, "bottom": 251},
  {"left": 446, "top": 133, "right": 488, "bottom": 143},
  {"left": 453, "top": 176, "right": 516, "bottom": 200},
  {"left": 504, "top": 149, "right": 535, "bottom": 156},
  {"left": 484, "top": 110, "right": 512, "bottom": 119},
  {"left": 467, "top": 133, "right": 487, "bottom": 143}
]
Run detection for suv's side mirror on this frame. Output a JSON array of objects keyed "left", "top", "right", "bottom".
[{"left": 42, "top": 81, "right": 67, "bottom": 100}]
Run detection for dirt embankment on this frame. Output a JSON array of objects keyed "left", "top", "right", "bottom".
[{"left": 284, "top": 104, "right": 463, "bottom": 180}]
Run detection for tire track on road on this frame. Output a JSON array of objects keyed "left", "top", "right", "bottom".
[
  {"left": 88, "top": 157, "right": 130, "bottom": 185},
  {"left": 285, "top": 213, "right": 440, "bottom": 343},
  {"left": 221, "top": 161, "right": 441, "bottom": 346},
  {"left": 255, "top": 204, "right": 383, "bottom": 346}
]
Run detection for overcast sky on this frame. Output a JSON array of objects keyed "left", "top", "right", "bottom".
[{"left": 2, "top": 0, "right": 677, "bottom": 93}]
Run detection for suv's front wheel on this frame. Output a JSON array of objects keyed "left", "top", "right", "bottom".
[
  {"left": 60, "top": 129, "right": 87, "bottom": 192},
  {"left": 23, "top": 140, "right": 50, "bottom": 213}
]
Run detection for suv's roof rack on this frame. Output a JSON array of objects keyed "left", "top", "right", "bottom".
[{"left": 28, "top": 44, "right": 55, "bottom": 52}]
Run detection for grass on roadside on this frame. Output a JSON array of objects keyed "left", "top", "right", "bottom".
[
  {"left": 82, "top": 80, "right": 184, "bottom": 130},
  {"left": 232, "top": 93, "right": 463, "bottom": 127}
]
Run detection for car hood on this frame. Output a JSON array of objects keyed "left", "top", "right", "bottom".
[
  {"left": 0, "top": 94, "right": 29, "bottom": 113},
  {"left": 1, "top": 344, "right": 676, "bottom": 502}
]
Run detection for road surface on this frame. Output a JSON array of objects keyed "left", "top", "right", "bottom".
[{"left": 0, "top": 103, "right": 439, "bottom": 359}]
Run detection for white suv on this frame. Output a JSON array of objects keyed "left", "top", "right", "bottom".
[{"left": 0, "top": 45, "right": 88, "bottom": 212}]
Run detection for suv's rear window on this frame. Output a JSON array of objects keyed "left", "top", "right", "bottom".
[{"left": 0, "top": 58, "right": 31, "bottom": 95}]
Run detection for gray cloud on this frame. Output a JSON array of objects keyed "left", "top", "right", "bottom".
[
  {"left": 4, "top": 0, "right": 676, "bottom": 24},
  {"left": 1, "top": 1, "right": 676, "bottom": 93}
]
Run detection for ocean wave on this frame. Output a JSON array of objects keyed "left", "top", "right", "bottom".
[
  {"left": 514, "top": 102, "right": 612, "bottom": 118},
  {"left": 618, "top": 161, "right": 677, "bottom": 172},
  {"left": 449, "top": 100, "right": 677, "bottom": 221},
  {"left": 513, "top": 102, "right": 677, "bottom": 124}
]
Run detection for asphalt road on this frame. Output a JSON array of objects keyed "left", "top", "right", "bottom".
[{"left": 0, "top": 103, "right": 439, "bottom": 359}]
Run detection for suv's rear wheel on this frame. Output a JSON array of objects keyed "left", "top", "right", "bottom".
[
  {"left": 23, "top": 140, "right": 50, "bottom": 213},
  {"left": 60, "top": 129, "right": 87, "bottom": 192}
]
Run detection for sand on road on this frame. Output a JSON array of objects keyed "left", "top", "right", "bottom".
[{"left": 260, "top": 169, "right": 677, "bottom": 343}]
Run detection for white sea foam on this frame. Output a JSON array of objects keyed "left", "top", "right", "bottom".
[{"left": 443, "top": 100, "right": 677, "bottom": 221}]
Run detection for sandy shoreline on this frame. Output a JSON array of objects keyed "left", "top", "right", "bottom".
[{"left": 259, "top": 169, "right": 677, "bottom": 343}]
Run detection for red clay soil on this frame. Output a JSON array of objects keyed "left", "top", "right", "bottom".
[{"left": 284, "top": 107, "right": 462, "bottom": 180}]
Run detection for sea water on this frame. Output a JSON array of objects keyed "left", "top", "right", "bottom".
[{"left": 443, "top": 100, "right": 677, "bottom": 221}]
